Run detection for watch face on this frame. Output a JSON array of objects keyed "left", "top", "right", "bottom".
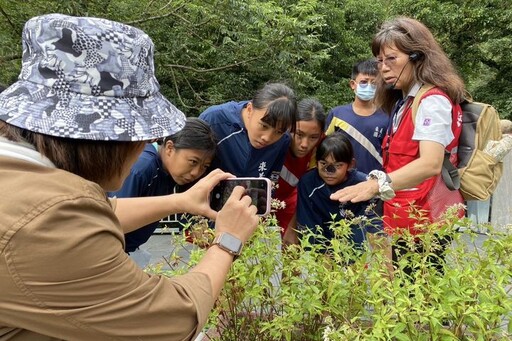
[{"left": 219, "top": 233, "right": 243, "bottom": 254}]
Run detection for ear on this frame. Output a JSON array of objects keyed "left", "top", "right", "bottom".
[
  {"left": 409, "top": 52, "right": 423, "bottom": 62},
  {"left": 349, "top": 79, "right": 357, "bottom": 91},
  {"left": 246, "top": 101, "right": 253, "bottom": 118},
  {"left": 349, "top": 158, "right": 356, "bottom": 170},
  {"left": 164, "top": 140, "right": 175, "bottom": 156}
]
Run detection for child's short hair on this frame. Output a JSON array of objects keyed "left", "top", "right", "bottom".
[
  {"left": 316, "top": 133, "right": 353, "bottom": 164},
  {"left": 351, "top": 59, "right": 378, "bottom": 79}
]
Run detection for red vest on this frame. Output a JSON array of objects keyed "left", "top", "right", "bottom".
[{"left": 381, "top": 88, "right": 463, "bottom": 234}]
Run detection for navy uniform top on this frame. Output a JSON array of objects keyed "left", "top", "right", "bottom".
[
  {"left": 199, "top": 101, "right": 290, "bottom": 182},
  {"left": 109, "top": 144, "right": 181, "bottom": 252},
  {"left": 297, "top": 168, "right": 383, "bottom": 250},
  {"left": 325, "top": 104, "right": 389, "bottom": 174}
]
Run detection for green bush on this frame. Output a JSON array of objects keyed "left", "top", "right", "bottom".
[{"left": 149, "top": 210, "right": 512, "bottom": 340}]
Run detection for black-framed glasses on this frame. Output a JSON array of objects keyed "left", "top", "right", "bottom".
[{"left": 318, "top": 160, "right": 346, "bottom": 173}]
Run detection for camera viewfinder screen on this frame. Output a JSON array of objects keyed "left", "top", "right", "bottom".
[{"left": 210, "top": 179, "right": 269, "bottom": 215}]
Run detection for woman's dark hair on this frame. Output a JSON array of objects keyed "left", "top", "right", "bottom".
[
  {"left": 252, "top": 82, "right": 297, "bottom": 133},
  {"left": 296, "top": 98, "right": 326, "bottom": 129},
  {"left": 351, "top": 59, "right": 379, "bottom": 80},
  {"left": 316, "top": 133, "right": 353, "bottom": 164},
  {"left": 0, "top": 121, "right": 144, "bottom": 186},
  {"left": 161, "top": 117, "right": 217, "bottom": 157},
  {"left": 371, "top": 17, "right": 465, "bottom": 114}
]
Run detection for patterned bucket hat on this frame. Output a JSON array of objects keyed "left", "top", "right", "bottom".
[{"left": 0, "top": 13, "right": 185, "bottom": 141}]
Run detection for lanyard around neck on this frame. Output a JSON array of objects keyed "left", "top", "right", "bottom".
[
  {"left": 383, "top": 97, "right": 412, "bottom": 168},
  {"left": 388, "top": 97, "right": 412, "bottom": 137}
]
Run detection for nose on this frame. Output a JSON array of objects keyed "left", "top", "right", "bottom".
[
  {"left": 379, "top": 63, "right": 391, "bottom": 73},
  {"left": 325, "top": 164, "right": 337, "bottom": 174},
  {"left": 261, "top": 131, "right": 276, "bottom": 143},
  {"left": 189, "top": 165, "right": 202, "bottom": 178},
  {"left": 299, "top": 136, "right": 309, "bottom": 148}
]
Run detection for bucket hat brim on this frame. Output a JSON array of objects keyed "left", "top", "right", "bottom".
[
  {"left": 0, "top": 79, "right": 185, "bottom": 141},
  {"left": 0, "top": 13, "right": 186, "bottom": 141}
]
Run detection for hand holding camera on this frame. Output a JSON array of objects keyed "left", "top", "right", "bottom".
[{"left": 210, "top": 177, "right": 272, "bottom": 216}]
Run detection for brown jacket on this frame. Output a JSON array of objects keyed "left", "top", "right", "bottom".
[{"left": 0, "top": 156, "right": 214, "bottom": 340}]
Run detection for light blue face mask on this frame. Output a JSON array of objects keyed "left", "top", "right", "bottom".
[{"left": 355, "top": 83, "right": 376, "bottom": 101}]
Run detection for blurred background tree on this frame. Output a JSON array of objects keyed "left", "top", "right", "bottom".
[{"left": 0, "top": 0, "right": 510, "bottom": 118}]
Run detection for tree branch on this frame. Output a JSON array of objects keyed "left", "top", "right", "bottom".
[
  {"left": 0, "top": 5, "right": 17, "bottom": 33},
  {"left": 127, "top": 12, "right": 173, "bottom": 25},
  {"left": 127, "top": 4, "right": 185, "bottom": 25},
  {"left": 166, "top": 57, "right": 260, "bottom": 74},
  {"left": 0, "top": 53, "right": 21, "bottom": 63},
  {"left": 169, "top": 66, "right": 199, "bottom": 110},
  {"left": 182, "top": 71, "right": 209, "bottom": 106}
]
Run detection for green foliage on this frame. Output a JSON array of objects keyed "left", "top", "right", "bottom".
[
  {"left": 1, "top": 0, "right": 511, "bottom": 118},
  {"left": 150, "top": 210, "right": 512, "bottom": 340}
]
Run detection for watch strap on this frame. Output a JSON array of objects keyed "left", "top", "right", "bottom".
[{"left": 211, "top": 232, "right": 243, "bottom": 258}]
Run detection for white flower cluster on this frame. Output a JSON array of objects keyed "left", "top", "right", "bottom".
[
  {"left": 322, "top": 316, "right": 333, "bottom": 341},
  {"left": 271, "top": 198, "right": 286, "bottom": 211}
]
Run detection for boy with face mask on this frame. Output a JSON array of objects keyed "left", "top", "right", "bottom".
[{"left": 325, "top": 59, "right": 389, "bottom": 174}]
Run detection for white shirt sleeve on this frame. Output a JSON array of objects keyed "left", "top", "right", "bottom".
[{"left": 412, "top": 95, "right": 454, "bottom": 147}]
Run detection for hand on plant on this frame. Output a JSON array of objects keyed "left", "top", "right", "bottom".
[
  {"left": 330, "top": 179, "right": 379, "bottom": 203},
  {"left": 215, "top": 185, "right": 259, "bottom": 244}
]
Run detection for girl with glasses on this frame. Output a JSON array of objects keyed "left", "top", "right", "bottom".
[{"left": 296, "top": 133, "right": 384, "bottom": 252}]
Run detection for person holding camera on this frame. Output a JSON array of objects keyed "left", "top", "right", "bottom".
[{"left": 0, "top": 14, "right": 259, "bottom": 340}]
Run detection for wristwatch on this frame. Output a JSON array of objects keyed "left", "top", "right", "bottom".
[
  {"left": 367, "top": 170, "right": 395, "bottom": 201},
  {"left": 211, "top": 232, "right": 243, "bottom": 258}
]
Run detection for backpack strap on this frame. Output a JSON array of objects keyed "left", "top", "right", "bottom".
[
  {"left": 410, "top": 84, "right": 461, "bottom": 191},
  {"left": 410, "top": 84, "right": 435, "bottom": 122},
  {"left": 441, "top": 154, "right": 460, "bottom": 191}
]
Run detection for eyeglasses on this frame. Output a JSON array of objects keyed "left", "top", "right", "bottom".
[
  {"left": 318, "top": 160, "right": 346, "bottom": 173},
  {"left": 376, "top": 55, "right": 399, "bottom": 69},
  {"left": 356, "top": 79, "right": 377, "bottom": 88}
]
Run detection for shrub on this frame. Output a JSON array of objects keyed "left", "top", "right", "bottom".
[{"left": 148, "top": 209, "right": 512, "bottom": 340}]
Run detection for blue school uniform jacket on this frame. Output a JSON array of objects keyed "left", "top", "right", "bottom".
[
  {"left": 199, "top": 101, "right": 290, "bottom": 182},
  {"left": 109, "top": 144, "right": 181, "bottom": 252},
  {"left": 297, "top": 169, "right": 382, "bottom": 249}
]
